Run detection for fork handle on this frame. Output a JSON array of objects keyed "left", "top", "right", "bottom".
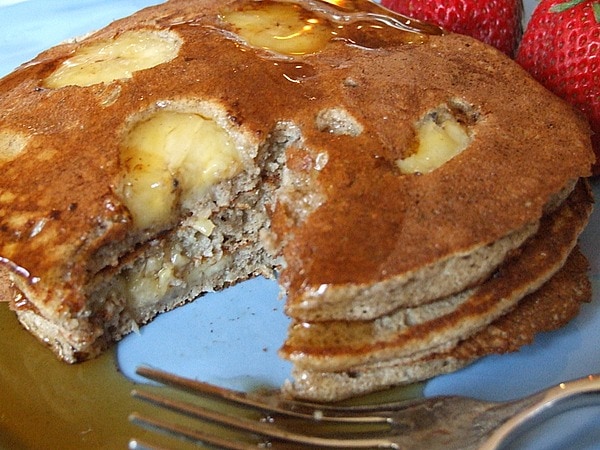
[{"left": 480, "top": 373, "right": 600, "bottom": 450}]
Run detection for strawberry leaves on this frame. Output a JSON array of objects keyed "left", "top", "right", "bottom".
[{"left": 549, "top": 0, "right": 599, "bottom": 21}]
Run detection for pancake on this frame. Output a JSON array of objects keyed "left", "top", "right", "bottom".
[
  {"left": 287, "top": 245, "right": 592, "bottom": 401},
  {"left": 0, "top": 0, "right": 595, "bottom": 400},
  {"left": 283, "top": 180, "right": 593, "bottom": 399},
  {"left": 281, "top": 180, "right": 593, "bottom": 372}
]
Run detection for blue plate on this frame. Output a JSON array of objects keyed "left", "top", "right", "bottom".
[{"left": 0, "top": 1, "right": 598, "bottom": 449}]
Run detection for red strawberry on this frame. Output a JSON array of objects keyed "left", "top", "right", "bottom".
[
  {"left": 381, "top": 0, "right": 523, "bottom": 56},
  {"left": 516, "top": 0, "right": 600, "bottom": 175}
]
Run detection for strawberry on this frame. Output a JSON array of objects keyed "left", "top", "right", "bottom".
[
  {"left": 380, "top": 0, "right": 523, "bottom": 56},
  {"left": 516, "top": 0, "right": 600, "bottom": 175}
]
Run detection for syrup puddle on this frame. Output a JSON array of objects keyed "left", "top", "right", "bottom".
[{"left": 0, "top": 292, "right": 422, "bottom": 449}]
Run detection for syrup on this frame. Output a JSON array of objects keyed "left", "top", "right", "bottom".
[
  {"left": 274, "top": 61, "right": 318, "bottom": 83},
  {"left": 0, "top": 301, "right": 423, "bottom": 449},
  {"left": 222, "top": 0, "right": 443, "bottom": 59},
  {"left": 0, "top": 303, "right": 194, "bottom": 449}
]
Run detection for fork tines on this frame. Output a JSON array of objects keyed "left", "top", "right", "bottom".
[{"left": 129, "top": 366, "right": 400, "bottom": 449}]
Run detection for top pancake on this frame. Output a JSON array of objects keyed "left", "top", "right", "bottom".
[{"left": 0, "top": 0, "right": 594, "bottom": 324}]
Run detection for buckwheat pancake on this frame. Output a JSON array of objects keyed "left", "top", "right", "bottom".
[
  {"left": 287, "top": 244, "right": 592, "bottom": 401},
  {"left": 282, "top": 181, "right": 593, "bottom": 371},
  {"left": 0, "top": 0, "right": 594, "bottom": 398}
]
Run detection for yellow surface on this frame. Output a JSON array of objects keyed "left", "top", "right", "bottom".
[{"left": 0, "top": 303, "right": 198, "bottom": 449}]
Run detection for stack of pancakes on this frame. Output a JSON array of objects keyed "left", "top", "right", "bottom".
[
  {"left": 281, "top": 181, "right": 593, "bottom": 400},
  {"left": 0, "top": 0, "right": 594, "bottom": 400}
]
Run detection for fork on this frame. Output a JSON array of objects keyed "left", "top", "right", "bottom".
[{"left": 129, "top": 366, "right": 600, "bottom": 449}]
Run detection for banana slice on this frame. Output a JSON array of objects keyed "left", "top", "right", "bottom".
[
  {"left": 222, "top": 3, "right": 333, "bottom": 56},
  {"left": 44, "top": 29, "right": 182, "bottom": 88},
  {"left": 118, "top": 110, "right": 242, "bottom": 230}
]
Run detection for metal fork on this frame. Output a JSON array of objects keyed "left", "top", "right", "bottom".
[{"left": 129, "top": 367, "right": 600, "bottom": 449}]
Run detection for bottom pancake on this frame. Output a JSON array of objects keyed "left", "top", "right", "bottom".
[{"left": 285, "top": 246, "right": 591, "bottom": 401}]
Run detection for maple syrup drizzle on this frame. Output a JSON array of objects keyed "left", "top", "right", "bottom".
[
  {"left": 222, "top": 0, "right": 443, "bottom": 62},
  {"left": 292, "top": 0, "right": 444, "bottom": 35}
]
